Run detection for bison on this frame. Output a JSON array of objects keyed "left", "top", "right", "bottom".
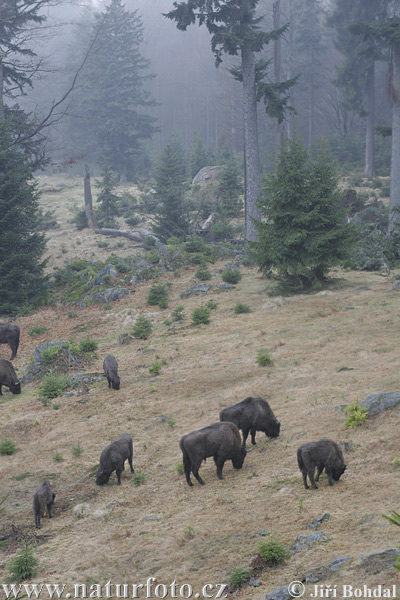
[
  {"left": 179, "top": 421, "right": 246, "bottom": 487},
  {"left": 96, "top": 433, "right": 134, "bottom": 485},
  {"left": 297, "top": 439, "right": 346, "bottom": 489},
  {"left": 0, "top": 323, "right": 20, "bottom": 360},
  {"left": 0, "top": 359, "right": 21, "bottom": 395},
  {"left": 220, "top": 396, "right": 280, "bottom": 447},
  {"left": 103, "top": 354, "right": 120, "bottom": 390},
  {"left": 33, "top": 481, "right": 56, "bottom": 529}
]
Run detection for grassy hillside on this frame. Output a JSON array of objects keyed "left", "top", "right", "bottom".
[{"left": 1, "top": 176, "right": 400, "bottom": 598}]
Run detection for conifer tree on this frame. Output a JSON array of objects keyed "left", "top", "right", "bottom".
[
  {"left": 0, "top": 124, "right": 47, "bottom": 314},
  {"left": 96, "top": 168, "right": 119, "bottom": 226},
  {"left": 252, "top": 138, "right": 353, "bottom": 290},
  {"left": 189, "top": 134, "right": 214, "bottom": 180}
]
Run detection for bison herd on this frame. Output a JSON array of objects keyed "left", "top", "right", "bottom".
[{"left": 0, "top": 321, "right": 347, "bottom": 530}]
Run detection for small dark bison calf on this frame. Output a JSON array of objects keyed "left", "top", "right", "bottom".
[
  {"left": 297, "top": 439, "right": 346, "bottom": 489},
  {"left": 0, "top": 322, "right": 20, "bottom": 360},
  {"left": 96, "top": 433, "right": 134, "bottom": 485},
  {"left": 220, "top": 396, "right": 280, "bottom": 447},
  {"left": 179, "top": 421, "right": 246, "bottom": 487},
  {"left": 33, "top": 481, "right": 56, "bottom": 529},
  {"left": 0, "top": 358, "right": 21, "bottom": 395},
  {"left": 103, "top": 354, "right": 120, "bottom": 390}
]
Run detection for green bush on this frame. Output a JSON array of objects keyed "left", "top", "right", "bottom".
[
  {"left": 183, "top": 235, "right": 208, "bottom": 253},
  {"left": 40, "top": 345, "right": 62, "bottom": 363},
  {"left": 229, "top": 566, "right": 251, "bottom": 588},
  {"left": 174, "top": 462, "right": 184, "bottom": 475},
  {"left": 125, "top": 215, "right": 141, "bottom": 228},
  {"left": 72, "top": 443, "right": 83, "bottom": 457},
  {"left": 132, "top": 472, "right": 146, "bottom": 486},
  {"left": 0, "top": 438, "right": 17, "bottom": 455},
  {"left": 258, "top": 536, "right": 290, "bottom": 565},
  {"left": 209, "top": 220, "right": 235, "bottom": 241},
  {"left": 97, "top": 240, "right": 109, "bottom": 249},
  {"left": 171, "top": 305, "right": 185, "bottom": 321},
  {"left": 28, "top": 324, "right": 48, "bottom": 337},
  {"left": 39, "top": 373, "right": 69, "bottom": 402},
  {"left": 195, "top": 264, "right": 212, "bottom": 281},
  {"left": 234, "top": 302, "right": 251, "bottom": 314},
  {"left": 71, "top": 209, "right": 88, "bottom": 231},
  {"left": 192, "top": 305, "right": 211, "bottom": 325},
  {"left": 206, "top": 299, "right": 218, "bottom": 310},
  {"left": 79, "top": 338, "right": 98, "bottom": 353},
  {"left": 53, "top": 452, "right": 64, "bottom": 462},
  {"left": 344, "top": 402, "right": 368, "bottom": 429},
  {"left": 147, "top": 282, "right": 169, "bottom": 308},
  {"left": 7, "top": 542, "right": 38, "bottom": 582},
  {"left": 256, "top": 349, "right": 274, "bottom": 367},
  {"left": 132, "top": 316, "right": 153, "bottom": 339},
  {"left": 67, "top": 310, "right": 78, "bottom": 318},
  {"left": 149, "top": 361, "right": 162, "bottom": 376},
  {"left": 222, "top": 267, "right": 242, "bottom": 284}
]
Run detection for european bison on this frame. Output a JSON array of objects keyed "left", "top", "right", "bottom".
[
  {"left": 96, "top": 433, "right": 134, "bottom": 485},
  {"left": 0, "top": 359, "right": 21, "bottom": 395},
  {"left": 33, "top": 481, "right": 55, "bottom": 529},
  {"left": 297, "top": 439, "right": 346, "bottom": 489},
  {"left": 179, "top": 421, "right": 246, "bottom": 487},
  {"left": 220, "top": 396, "right": 280, "bottom": 447},
  {"left": 0, "top": 323, "right": 20, "bottom": 360},
  {"left": 103, "top": 354, "right": 120, "bottom": 390}
]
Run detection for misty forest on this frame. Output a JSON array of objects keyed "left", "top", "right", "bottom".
[{"left": 2, "top": 0, "right": 400, "bottom": 597}]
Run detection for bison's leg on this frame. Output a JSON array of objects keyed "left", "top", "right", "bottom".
[
  {"left": 128, "top": 454, "right": 135, "bottom": 474},
  {"left": 116, "top": 468, "right": 123, "bottom": 485},
  {"left": 47, "top": 502, "right": 53, "bottom": 519},
  {"left": 301, "top": 468, "right": 310, "bottom": 489},
  {"left": 250, "top": 428, "right": 257, "bottom": 445},
  {"left": 307, "top": 469, "right": 318, "bottom": 489},
  {"left": 315, "top": 465, "right": 323, "bottom": 482},
  {"left": 183, "top": 456, "right": 193, "bottom": 487},
  {"left": 192, "top": 464, "right": 205, "bottom": 485},
  {"left": 0, "top": 385, "right": 2, "bottom": 395},
  {"left": 107, "top": 377, "right": 111, "bottom": 388},
  {"left": 35, "top": 513, "right": 41, "bottom": 529},
  {"left": 215, "top": 457, "right": 226, "bottom": 480},
  {"left": 325, "top": 468, "right": 333, "bottom": 486},
  {"left": 242, "top": 427, "right": 251, "bottom": 447},
  {"left": 10, "top": 341, "right": 18, "bottom": 360}
]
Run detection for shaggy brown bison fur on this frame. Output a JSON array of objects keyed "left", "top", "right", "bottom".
[
  {"left": 220, "top": 396, "right": 280, "bottom": 447},
  {"left": 0, "top": 359, "right": 20, "bottom": 395},
  {"left": 96, "top": 433, "right": 134, "bottom": 485},
  {"left": 179, "top": 421, "right": 246, "bottom": 487},
  {"left": 103, "top": 354, "right": 120, "bottom": 390},
  {"left": 33, "top": 481, "right": 55, "bottom": 529},
  {"left": 0, "top": 323, "right": 20, "bottom": 360},
  {"left": 297, "top": 439, "right": 346, "bottom": 489}
]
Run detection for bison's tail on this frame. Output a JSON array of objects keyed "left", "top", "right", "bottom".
[{"left": 297, "top": 447, "right": 304, "bottom": 470}]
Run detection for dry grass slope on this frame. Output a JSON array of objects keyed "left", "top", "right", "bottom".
[{"left": 1, "top": 176, "right": 400, "bottom": 597}]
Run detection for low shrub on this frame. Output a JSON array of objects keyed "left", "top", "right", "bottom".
[
  {"left": 258, "top": 536, "right": 290, "bottom": 565},
  {"left": 147, "top": 283, "right": 169, "bottom": 309},
  {"left": 132, "top": 316, "right": 153, "bottom": 340},
  {"left": 79, "top": 338, "right": 98, "bottom": 353},
  {"left": 0, "top": 438, "right": 17, "bottom": 455},
  {"left": 234, "top": 302, "right": 251, "bottom": 314},
  {"left": 256, "top": 349, "right": 274, "bottom": 367},
  {"left": 149, "top": 361, "right": 162, "bottom": 376},
  {"left": 132, "top": 472, "right": 146, "bottom": 486},
  {"left": 71, "top": 209, "right": 88, "bottom": 231},
  {"left": 72, "top": 443, "right": 83, "bottom": 458},
  {"left": 206, "top": 299, "right": 218, "bottom": 310},
  {"left": 28, "top": 324, "right": 48, "bottom": 337},
  {"left": 39, "top": 373, "right": 69, "bottom": 402},
  {"left": 229, "top": 566, "right": 251, "bottom": 588},
  {"left": 52, "top": 452, "right": 64, "bottom": 462},
  {"left": 195, "top": 264, "right": 212, "bottom": 281},
  {"left": 192, "top": 305, "right": 211, "bottom": 325},
  {"left": 344, "top": 402, "right": 368, "bottom": 429},
  {"left": 222, "top": 267, "right": 242, "bottom": 284},
  {"left": 7, "top": 542, "right": 38, "bottom": 582},
  {"left": 171, "top": 305, "right": 185, "bottom": 321}
]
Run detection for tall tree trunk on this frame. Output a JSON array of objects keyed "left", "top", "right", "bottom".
[
  {"left": 389, "top": 39, "right": 400, "bottom": 235},
  {"left": 241, "top": 46, "right": 261, "bottom": 242},
  {"left": 0, "top": 55, "right": 5, "bottom": 125},
  {"left": 286, "top": 0, "right": 294, "bottom": 141},
  {"left": 308, "top": 53, "right": 315, "bottom": 148},
  {"left": 84, "top": 165, "right": 95, "bottom": 228},
  {"left": 364, "top": 63, "right": 375, "bottom": 177},
  {"left": 273, "top": 0, "right": 282, "bottom": 158}
]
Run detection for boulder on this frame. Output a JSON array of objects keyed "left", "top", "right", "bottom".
[{"left": 360, "top": 392, "right": 400, "bottom": 416}]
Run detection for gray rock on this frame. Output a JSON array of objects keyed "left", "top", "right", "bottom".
[
  {"left": 344, "top": 306, "right": 356, "bottom": 310},
  {"left": 67, "top": 373, "right": 104, "bottom": 386},
  {"left": 265, "top": 586, "right": 291, "bottom": 600},
  {"left": 215, "top": 283, "right": 236, "bottom": 291},
  {"left": 142, "top": 516, "right": 159, "bottom": 522},
  {"left": 360, "top": 392, "right": 400, "bottom": 416},
  {"left": 305, "top": 566, "right": 328, "bottom": 583},
  {"left": 73, "top": 503, "right": 91, "bottom": 517},
  {"left": 294, "top": 531, "right": 328, "bottom": 554},
  {"left": 64, "top": 392, "right": 74, "bottom": 397},
  {"left": 340, "top": 440, "right": 355, "bottom": 452},
  {"left": 329, "top": 556, "right": 351, "bottom": 572},
  {"left": 308, "top": 513, "right": 331, "bottom": 529},
  {"left": 192, "top": 165, "right": 220, "bottom": 185},
  {"left": 93, "top": 265, "right": 118, "bottom": 286},
  {"left": 358, "top": 549, "right": 400, "bottom": 574},
  {"left": 106, "top": 502, "right": 117, "bottom": 510},
  {"left": 356, "top": 286, "right": 371, "bottom": 290},
  {"left": 255, "top": 529, "right": 270, "bottom": 537},
  {"left": 118, "top": 333, "right": 132, "bottom": 346},
  {"left": 249, "top": 578, "right": 261, "bottom": 588},
  {"left": 180, "top": 284, "right": 211, "bottom": 298},
  {"left": 22, "top": 340, "right": 90, "bottom": 383}
]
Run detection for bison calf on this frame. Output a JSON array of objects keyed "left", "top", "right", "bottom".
[
  {"left": 297, "top": 439, "right": 346, "bottom": 489},
  {"left": 96, "top": 433, "right": 134, "bottom": 485},
  {"left": 179, "top": 421, "right": 246, "bottom": 487},
  {"left": 103, "top": 354, "right": 120, "bottom": 390},
  {"left": 0, "top": 323, "right": 20, "bottom": 360},
  {"left": 33, "top": 481, "right": 55, "bottom": 529},
  {"left": 0, "top": 359, "right": 21, "bottom": 395},
  {"left": 220, "top": 396, "right": 280, "bottom": 447}
]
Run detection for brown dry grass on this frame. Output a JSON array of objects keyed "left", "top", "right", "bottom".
[{"left": 1, "top": 177, "right": 400, "bottom": 597}]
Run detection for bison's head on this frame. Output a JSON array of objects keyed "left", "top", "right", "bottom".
[
  {"left": 332, "top": 463, "right": 346, "bottom": 482},
  {"left": 112, "top": 376, "right": 120, "bottom": 390},
  {"left": 96, "top": 468, "right": 111, "bottom": 485},
  {"left": 10, "top": 381, "right": 21, "bottom": 394},
  {"left": 266, "top": 419, "right": 280, "bottom": 439},
  {"left": 232, "top": 446, "right": 247, "bottom": 470}
]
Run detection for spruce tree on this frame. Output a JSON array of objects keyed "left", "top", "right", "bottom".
[
  {"left": 96, "top": 168, "right": 120, "bottom": 226},
  {"left": 189, "top": 134, "right": 214, "bottom": 180},
  {"left": 152, "top": 141, "right": 189, "bottom": 242},
  {"left": 253, "top": 138, "right": 353, "bottom": 290},
  {"left": 0, "top": 125, "right": 47, "bottom": 314},
  {"left": 218, "top": 156, "right": 243, "bottom": 217}
]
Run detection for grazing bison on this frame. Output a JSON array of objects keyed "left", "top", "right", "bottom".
[
  {"left": 297, "top": 439, "right": 346, "bottom": 490},
  {"left": 179, "top": 421, "right": 246, "bottom": 487},
  {"left": 0, "top": 359, "right": 21, "bottom": 395},
  {"left": 0, "top": 323, "right": 20, "bottom": 360},
  {"left": 96, "top": 433, "right": 134, "bottom": 485},
  {"left": 220, "top": 396, "right": 280, "bottom": 447},
  {"left": 103, "top": 354, "right": 120, "bottom": 390},
  {"left": 33, "top": 481, "right": 55, "bottom": 529}
]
